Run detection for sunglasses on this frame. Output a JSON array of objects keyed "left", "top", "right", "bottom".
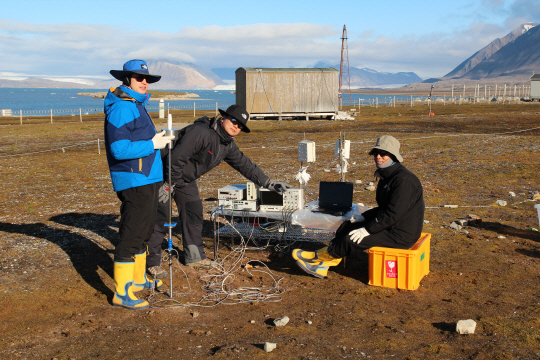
[
  {"left": 229, "top": 118, "right": 244, "bottom": 129},
  {"left": 132, "top": 74, "right": 150, "bottom": 82},
  {"left": 372, "top": 150, "right": 389, "bottom": 156}
]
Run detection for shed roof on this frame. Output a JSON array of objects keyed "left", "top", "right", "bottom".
[
  {"left": 530, "top": 73, "right": 540, "bottom": 80},
  {"left": 237, "top": 67, "right": 338, "bottom": 73}
]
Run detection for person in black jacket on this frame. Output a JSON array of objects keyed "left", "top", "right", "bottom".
[
  {"left": 292, "top": 135, "right": 425, "bottom": 278},
  {"left": 146, "top": 105, "right": 291, "bottom": 274}
]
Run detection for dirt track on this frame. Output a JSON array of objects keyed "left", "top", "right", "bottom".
[{"left": 1, "top": 102, "right": 539, "bottom": 359}]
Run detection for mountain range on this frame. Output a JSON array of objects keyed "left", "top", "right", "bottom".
[{"left": 423, "top": 23, "right": 539, "bottom": 85}]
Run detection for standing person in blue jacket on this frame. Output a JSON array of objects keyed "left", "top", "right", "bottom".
[{"left": 104, "top": 59, "right": 175, "bottom": 310}]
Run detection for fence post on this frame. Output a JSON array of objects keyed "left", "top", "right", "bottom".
[
  {"left": 193, "top": 102, "right": 196, "bottom": 117},
  {"left": 50, "top": 109, "right": 53, "bottom": 124},
  {"left": 20, "top": 110, "right": 22, "bottom": 125},
  {"left": 97, "top": 139, "right": 101, "bottom": 155},
  {"left": 79, "top": 108, "right": 82, "bottom": 122},
  {"left": 167, "top": 102, "right": 170, "bottom": 117}
]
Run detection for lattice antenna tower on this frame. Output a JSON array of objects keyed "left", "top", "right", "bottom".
[{"left": 339, "top": 25, "right": 352, "bottom": 107}]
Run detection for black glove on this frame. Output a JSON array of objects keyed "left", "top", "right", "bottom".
[
  {"left": 266, "top": 181, "right": 292, "bottom": 195},
  {"left": 158, "top": 182, "right": 174, "bottom": 203}
]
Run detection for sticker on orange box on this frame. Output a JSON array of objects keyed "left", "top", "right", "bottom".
[{"left": 386, "top": 260, "right": 397, "bottom": 278}]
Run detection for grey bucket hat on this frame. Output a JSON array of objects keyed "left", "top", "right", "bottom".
[{"left": 369, "top": 135, "right": 403, "bottom": 162}]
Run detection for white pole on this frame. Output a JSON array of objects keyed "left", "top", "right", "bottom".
[
  {"left": 98, "top": 138, "right": 101, "bottom": 155},
  {"left": 50, "top": 109, "right": 53, "bottom": 124},
  {"left": 193, "top": 102, "right": 196, "bottom": 117},
  {"left": 451, "top": 84, "right": 454, "bottom": 100},
  {"left": 79, "top": 108, "right": 82, "bottom": 122},
  {"left": 20, "top": 110, "right": 22, "bottom": 125}
]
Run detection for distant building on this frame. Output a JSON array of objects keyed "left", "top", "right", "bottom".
[
  {"left": 530, "top": 73, "right": 540, "bottom": 101},
  {"left": 235, "top": 67, "right": 339, "bottom": 120}
]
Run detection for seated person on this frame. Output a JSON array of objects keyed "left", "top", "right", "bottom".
[{"left": 292, "top": 135, "right": 425, "bottom": 278}]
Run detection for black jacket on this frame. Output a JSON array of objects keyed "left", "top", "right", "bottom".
[
  {"left": 362, "top": 163, "right": 424, "bottom": 246},
  {"left": 169, "top": 116, "right": 269, "bottom": 187}
]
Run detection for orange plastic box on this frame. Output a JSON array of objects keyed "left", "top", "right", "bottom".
[{"left": 368, "top": 233, "right": 431, "bottom": 290}]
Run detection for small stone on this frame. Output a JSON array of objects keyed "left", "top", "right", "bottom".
[
  {"left": 307, "top": 320, "right": 312, "bottom": 325},
  {"left": 355, "top": 180, "right": 363, "bottom": 184},
  {"left": 443, "top": 205, "right": 458, "bottom": 208},
  {"left": 497, "top": 235, "right": 506, "bottom": 239},
  {"left": 509, "top": 191, "right": 516, "bottom": 197},
  {"left": 323, "top": 169, "right": 331, "bottom": 173},
  {"left": 423, "top": 220, "right": 430, "bottom": 224},
  {"left": 273, "top": 316, "right": 290, "bottom": 327},
  {"left": 250, "top": 320, "right": 255, "bottom": 324},
  {"left": 365, "top": 185, "right": 376, "bottom": 191},
  {"left": 264, "top": 342, "right": 277, "bottom": 352},
  {"left": 368, "top": 182, "right": 374, "bottom": 186},
  {"left": 456, "top": 319, "right": 477, "bottom": 334},
  {"left": 460, "top": 230, "right": 469, "bottom": 235},
  {"left": 191, "top": 312, "right": 199, "bottom": 318},
  {"left": 495, "top": 200, "right": 507, "bottom": 206},
  {"left": 450, "top": 222, "right": 462, "bottom": 231},
  {"left": 458, "top": 219, "right": 468, "bottom": 226},
  {"left": 465, "top": 214, "right": 482, "bottom": 225}
]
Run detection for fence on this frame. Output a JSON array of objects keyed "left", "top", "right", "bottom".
[{"left": 0, "top": 101, "right": 235, "bottom": 125}]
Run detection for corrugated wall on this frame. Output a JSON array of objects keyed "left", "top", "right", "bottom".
[
  {"left": 236, "top": 68, "right": 339, "bottom": 114},
  {"left": 531, "top": 79, "right": 540, "bottom": 98}
]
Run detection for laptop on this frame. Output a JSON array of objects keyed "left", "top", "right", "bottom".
[{"left": 314, "top": 181, "right": 354, "bottom": 214}]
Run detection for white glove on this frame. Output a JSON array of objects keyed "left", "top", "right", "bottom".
[
  {"left": 350, "top": 214, "right": 365, "bottom": 223},
  {"left": 349, "top": 227, "right": 369, "bottom": 244},
  {"left": 152, "top": 131, "right": 175, "bottom": 150}
]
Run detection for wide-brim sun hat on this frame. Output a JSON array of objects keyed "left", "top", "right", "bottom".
[
  {"left": 110, "top": 59, "right": 161, "bottom": 84},
  {"left": 369, "top": 135, "right": 404, "bottom": 162},
  {"left": 218, "top": 104, "right": 251, "bottom": 133}
]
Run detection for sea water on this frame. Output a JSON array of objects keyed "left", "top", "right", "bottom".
[
  {"left": 0, "top": 88, "right": 428, "bottom": 116},
  {"left": 0, "top": 88, "right": 238, "bottom": 116}
]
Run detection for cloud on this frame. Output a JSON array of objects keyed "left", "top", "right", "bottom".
[{"left": 0, "top": 18, "right": 526, "bottom": 79}]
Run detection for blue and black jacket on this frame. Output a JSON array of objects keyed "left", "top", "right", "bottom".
[{"left": 104, "top": 86, "right": 163, "bottom": 192}]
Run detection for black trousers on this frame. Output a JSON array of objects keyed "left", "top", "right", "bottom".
[
  {"left": 147, "top": 181, "right": 206, "bottom": 266},
  {"left": 327, "top": 220, "right": 415, "bottom": 259},
  {"left": 114, "top": 182, "right": 159, "bottom": 262}
]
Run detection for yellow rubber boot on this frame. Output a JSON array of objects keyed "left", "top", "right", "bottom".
[
  {"left": 294, "top": 247, "right": 342, "bottom": 279},
  {"left": 133, "top": 251, "right": 163, "bottom": 293},
  {"left": 112, "top": 261, "right": 149, "bottom": 310}
]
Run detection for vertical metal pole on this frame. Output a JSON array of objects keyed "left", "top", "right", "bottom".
[
  {"left": 50, "top": 109, "right": 53, "bottom": 124},
  {"left": 97, "top": 138, "right": 100, "bottom": 155},
  {"left": 168, "top": 142, "right": 173, "bottom": 298},
  {"left": 79, "top": 108, "right": 82, "bottom": 122},
  {"left": 193, "top": 102, "right": 196, "bottom": 118},
  {"left": 20, "top": 110, "right": 22, "bottom": 125}
]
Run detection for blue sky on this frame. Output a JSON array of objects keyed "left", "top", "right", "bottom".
[{"left": 0, "top": 0, "right": 538, "bottom": 83}]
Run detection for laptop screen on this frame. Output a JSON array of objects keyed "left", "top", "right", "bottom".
[{"left": 318, "top": 181, "right": 354, "bottom": 211}]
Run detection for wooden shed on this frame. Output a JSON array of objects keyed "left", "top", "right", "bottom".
[
  {"left": 530, "top": 73, "right": 540, "bottom": 101},
  {"left": 235, "top": 67, "right": 339, "bottom": 119}
]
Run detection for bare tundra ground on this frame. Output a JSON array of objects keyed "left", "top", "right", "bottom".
[{"left": 0, "top": 103, "right": 539, "bottom": 359}]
